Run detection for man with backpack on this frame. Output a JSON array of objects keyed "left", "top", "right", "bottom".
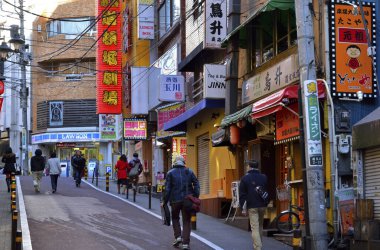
[
  {"left": 128, "top": 152, "right": 143, "bottom": 189},
  {"left": 239, "top": 160, "right": 268, "bottom": 250}
]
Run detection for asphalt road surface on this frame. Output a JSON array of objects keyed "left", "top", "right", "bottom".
[{"left": 20, "top": 176, "right": 213, "bottom": 250}]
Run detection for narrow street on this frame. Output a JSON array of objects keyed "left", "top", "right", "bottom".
[
  {"left": 20, "top": 176, "right": 213, "bottom": 250},
  {"left": 17, "top": 175, "right": 292, "bottom": 250}
]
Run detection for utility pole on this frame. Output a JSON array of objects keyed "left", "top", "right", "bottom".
[
  {"left": 294, "top": 0, "right": 328, "bottom": 249},
  {"left": 225, "top": 0, "right": 240, "bottom": 115},
  {"left": 18, "top": 0, "right": 29, "bottom": 174}
]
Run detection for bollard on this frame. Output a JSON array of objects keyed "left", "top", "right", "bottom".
[
  {"left": 95, "top": 167, "right": 99, "bottom": 187},
  {"left": 292, "top": 229, "right": 302, "bottom": 250},
  {"left": 11, "top": 174, "right": 16, "bottom": 192},
  {"left": 148, "top": 182, "right": 152, "bottom": 209},
  {"left": 84, "top": 167, "right": 88, "bottom": 180},
  {"left": 11, "top": 210, "right": 18, "bottom": 250},
  {"left": 191, "top": 212, "right": 197, "bottom": 230},
  {"left": 15, "top": 230, "right": 22, "bottom": 250},
  {"left": 11, "top": 200, "right": 16, "bottom": 212},
  {"left": 133, "top": 184, "right": 136, "bottom": 202},
  {"left": 126, "top": 180, "right": 129, "bottom": 199},
  {"left": 106, "top": 172, "right": 109, "bottom": 192},
  {"left": 11, "top": 191, "right": 16, "bottom": 202}
]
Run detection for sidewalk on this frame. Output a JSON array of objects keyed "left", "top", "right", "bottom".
[
  {"left": 85, "top": 177, "right": 291, "bottom": 250},
  {"left": 0, "top": 175, "right": 12, "bottom": 250}
]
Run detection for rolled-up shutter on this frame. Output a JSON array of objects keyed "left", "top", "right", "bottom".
[
  {"left": 364, "top": 147, "right": 380, "bottom": 220},
  {"left": 197, "top": 133, "right": 210, "bottom": 195}
]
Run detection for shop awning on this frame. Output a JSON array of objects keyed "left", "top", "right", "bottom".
[
  {"left": 353, "top": 107, "right": 380, "bottom": 150},
  {"left": 211, "top": 128, "right": 231, "bottom": 147},
  {"left": 222, "top": 0, "right": 294, "bottom": 46},
  {"left": 251, "top": 82, "right": 325, "bottom": 119},
  {"left": 163, "top": 99, "right": 225, "bottom": 131},
  {"left": 220, "top": 104, "right": 253, "bottom": 128}
]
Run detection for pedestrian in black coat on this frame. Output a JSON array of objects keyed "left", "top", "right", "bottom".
[{"left": 2, "top": 147, "right": 16, "bottom": 192}]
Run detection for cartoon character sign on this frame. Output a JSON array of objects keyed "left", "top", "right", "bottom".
[{"left": 346, "top": 45, "right": 361, "bottom": 73}]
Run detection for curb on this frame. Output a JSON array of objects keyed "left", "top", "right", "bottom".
[{"left": 16, "top": 176, "right": 33, "bottom": 250}]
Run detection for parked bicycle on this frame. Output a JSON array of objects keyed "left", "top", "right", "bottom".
[
  {"left": 275, "top": 204, "right": 304, "bottom": 233},
  {"left": 274, "top": 204, "right": 335, "bottom": 248}
]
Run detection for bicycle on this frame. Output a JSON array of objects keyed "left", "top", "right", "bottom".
[
  {"left": 275, "top": 204, "right": 304, "bottom": 234},
  {"left": 274, "top": 205, "right": 335, "bottom": 248}
]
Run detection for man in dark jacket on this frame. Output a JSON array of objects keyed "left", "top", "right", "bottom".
[
  {"left": 163, "top": 155, "right": 200, "bottom": 250},
  {"left": 30, "top": 149, "right": 45, "bottom": 193},
  {"left": 71, "top": 150, "right": 86, "bottom": 187},
  {"left": 2, "top": 147, "right": 16, "bottom": 192},
  {"left": 239, "top": 160, "right": 268, "bottom": 250}
]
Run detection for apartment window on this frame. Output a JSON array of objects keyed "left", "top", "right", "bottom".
[
  {"left": 46, "top": 17, "right": 96, "bottom": 37},
  {"left": 158, "top": 0, "right": 180, "bottom": 38},
  {"left": 248, "top": 10, "right": 297, "bottom": 69},
  {"left": 41, "top": 59, "right": 96, "bottom": 76}
]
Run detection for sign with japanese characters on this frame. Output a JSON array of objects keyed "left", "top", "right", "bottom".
[
  {"left": 205, "top": 0, "right": 227, "bottom": 48},
  {"left": 303, "top": 80, "right": 323, "bottom": 167},
  {"left": 123, "top": 119, "right": 147, "bottom": 140},
  {"left": 203, "top": 64, "right": 226, "bottom": 99},
  {"left": 96, "top": 0, "right": 122, "bottom": 114},
  {"left": 122, "top": 5, "right": 130, "bottom": 53},
  {"left": 159, "top": 75, "right": 185, "bottom": 102},
  {"left": 275, "top": 103, "right": 299, "bottom": 142},
  {"left": 137, "top": 0, "right": 154, "bottom": 39},
  {"left": 172, "top": 137, "right": 187, "bottom": 163},
  {"left": 157, "top": 103, "right": 186, "bottom": 131},
  {"left": 49, "top": 101, "right": 63, "bottom": 126},
  {"left": 329, "top": 1, "right": 377, "bottom": 98},
  {"left": 242, "top": 54, "right": 299, "bottom": 104}
]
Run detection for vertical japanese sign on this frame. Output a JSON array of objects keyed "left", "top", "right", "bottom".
[
  {"left": 205, "top": 0, "right": 227, "bottom": 48},
  {"left": 0, "top": 80, "right": 4, "bottom": 112},
  {"left": 137, "top": 0, "right": 154, "bottom": 39},
  {"left": 172, "top": 137, "right": 187, "bottom": 163},
  {"left": 275, "top": 103, "right": 299, "bottom": 142},
  {"left": 97, "top": 0, "right": 122, "bottom": 114},
  {"left": 329, "top": 1, "right": 377, "bottom": 98},
  {"left": 303, "top": 80, "right": 323, "bottom": 167}
]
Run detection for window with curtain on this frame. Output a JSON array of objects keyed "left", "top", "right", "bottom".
[
  {"left": 248, "top": 9, "right": 297, "bottom": 69},
  {"left": 46, "top": 17, "right": 96, "bottom": 38},
  {"left": 158, "top": 0, "right": 180, "bottom": 38}
]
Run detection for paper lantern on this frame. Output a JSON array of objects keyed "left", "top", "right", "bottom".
[{"left": 230, "top": 124, "right": 240, "bottom": 144}]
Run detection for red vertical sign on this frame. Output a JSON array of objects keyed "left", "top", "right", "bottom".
[{"left": 97, "top": 0, "right": 122, "bottom": 114}]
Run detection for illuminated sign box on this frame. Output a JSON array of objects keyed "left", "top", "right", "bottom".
[{"left": 124, "top": 119, "right": 147, "bottom": 140}]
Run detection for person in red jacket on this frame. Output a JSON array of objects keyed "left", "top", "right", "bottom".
[{"left": 115, "top": 154, "right": 130, "bottom": 194}]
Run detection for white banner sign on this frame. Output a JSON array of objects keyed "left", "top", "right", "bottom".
[
  {"left": 203, "top": 64, "right": 226, "bottom": 99},
  {"left": 159, "top": 75, "right": 185, "bottom": 102},
  {"left": 242, "top": 54, "right": 299, "bottom": 104},
  {"left": 205, "top": 0, "right": 227, "bottom": 48},
  {"left": 137, "top": 0, "right": 154, "bottom": 39}
]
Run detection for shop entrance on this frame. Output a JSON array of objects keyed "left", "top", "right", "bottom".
[{"left": 58, "top": 147, "right": 99, "bottom": 177}]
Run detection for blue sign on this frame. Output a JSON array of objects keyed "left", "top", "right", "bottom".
[{"left": 31, "top": 132, "right": 100, "bottom": 144}]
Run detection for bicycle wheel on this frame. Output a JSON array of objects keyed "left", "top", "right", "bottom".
[{"left": 276, "top": 211, "right": 300, "bottom": 234}]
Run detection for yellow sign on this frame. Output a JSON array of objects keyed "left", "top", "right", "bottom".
[{"left": 156, "top": 184, "right": 163, "bottom": 193}]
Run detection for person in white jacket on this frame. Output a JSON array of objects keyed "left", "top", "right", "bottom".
[{"left": 46, "top": 152, "right": 62, "bottom": 193}]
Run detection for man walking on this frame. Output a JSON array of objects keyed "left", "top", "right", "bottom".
[
  {"left": 163, "top": 155, "right": 200, "bottom": 250},
  {"left": 30, "top": 149, "right": 45, "bottom": 193},
  {"left": 71, "top": 150, "right": 86, "bottom": 187},
  {"left": 239, "top": 160, "right": 268, "bottom": 250}
]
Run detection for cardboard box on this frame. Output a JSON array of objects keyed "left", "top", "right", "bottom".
[{"left": 355, "top": 199, "right": 374, "bottom": 220}]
